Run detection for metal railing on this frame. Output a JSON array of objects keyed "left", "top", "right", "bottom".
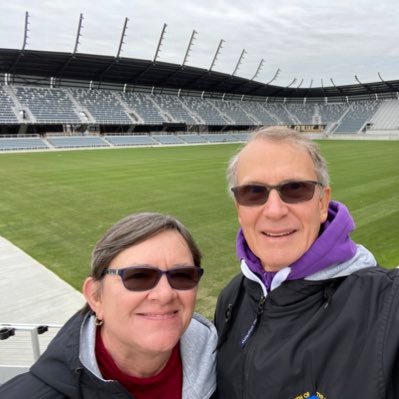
[{"left": 0, "top": 323, "right": 62, "bottom": 384}]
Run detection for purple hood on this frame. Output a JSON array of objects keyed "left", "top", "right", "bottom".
[{"left": 236, "top": 200, "right": 357, "bottom": 290}]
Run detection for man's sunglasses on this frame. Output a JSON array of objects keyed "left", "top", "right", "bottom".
[
  {"left": 103, "top": 266, "right": 204, "bottom": 291},
  {"left": 231, "top": 180, "right": 323, "bottom": 206}
]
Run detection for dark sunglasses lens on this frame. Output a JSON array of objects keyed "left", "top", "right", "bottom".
[
  {"left": 280, "top": 181, "right": 316, "bottom": 203},
  {"left": 122, "top": 268, "right": 160, "bottom": 291},
  {"left": 168, "top": 268, "right": 203, "bottom": 290},
  {"left": 233, "top": 185, "right": 268, "bottom": 206}
]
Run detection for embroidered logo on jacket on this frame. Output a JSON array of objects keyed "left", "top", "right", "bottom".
[{"left": 292, "top": 392, "right": 327, "bottom": 399}]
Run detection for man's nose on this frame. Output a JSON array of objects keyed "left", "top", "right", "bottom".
[{"left": 261, "top": 189, "right": 288, "bottom": 218}]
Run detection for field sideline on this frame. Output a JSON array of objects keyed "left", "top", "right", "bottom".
[{"left": 0, "top": 140, "right": 398, "bottom": 318}]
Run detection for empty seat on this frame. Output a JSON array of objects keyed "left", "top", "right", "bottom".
[
  {"left": 70, "top": 89, "right": 133, "bottom": 124},
  {"left": 47, "top": 136, "right": 108, "bottom": 148},
  {"left": 152, "top": 135, "right": 185, "bottom": 145},
  {"left": 13, "top": 86, "right": 82, "bottom": 123},
  {"left": 0, "top": 86, "right": 18, "bottom": 124},
  {"left": 104, "top": 135, "right": 158, "bottom": 146},
  {"left": 0, "top": 137, "right": 49, "bottom": 151}
]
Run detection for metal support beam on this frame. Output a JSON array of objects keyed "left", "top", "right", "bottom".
[
  {"left": 355, "top": 74, "right": 373, "bottom": 95},
  {"left": 329, "top": 77, "right": 346, "bottom": 101},
  {"left": 73, "top": 13, "right": 84, "bottom": 55},
  {"left": 286, "top": 78, "right": 297, "bottom": 88},
  {"left": 116, "top": 17, "right": 129, "bottom": 59},
  {"left": 182, "top": 30, "right": 198, "bottom": 67},
  {"left": 22, "top": 11, "right": 30, "bottom": 51},
  {"left": 232, "top": 49, "right": 246, "bottom": 76},
  {"left": 377, "top": 72, "right": 398, "bottom": 93},
  {"left": 251, "top": 58, "right": 264, "bottom": 81},
  {"left": 209, "top": 39, "right": 225, "bottom": 71},
  {"left": 266, "top": 68, "right": 280, "bottom": 85},
  {"left": 153, "top": 23, "right": 167, "bottom": 63}
]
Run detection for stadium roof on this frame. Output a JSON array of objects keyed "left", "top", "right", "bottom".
[{"left": 1, "top": 48, "right": 399, "bottom": 99}]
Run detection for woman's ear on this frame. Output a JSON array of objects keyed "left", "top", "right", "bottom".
[{"left": 82, "top": 277, "right": 103, "bottom": 318}]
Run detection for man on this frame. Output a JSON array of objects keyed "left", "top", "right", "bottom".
[{"left": 214, "top": 126, "right": 399, "bottom": 399}]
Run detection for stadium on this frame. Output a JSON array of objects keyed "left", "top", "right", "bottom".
[
  {"left": 0, "top": 7, "right": 398, "bottom": 388},
  {"left": 1, "top": 46, "right": 399, "bottom": 148},
  {"left": 2, "top": 11, "right": 399, "bottom": 147}
]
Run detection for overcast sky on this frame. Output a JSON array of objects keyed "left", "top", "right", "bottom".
[{"left": 1, "top": 0, "right": 399, "bottom": 88}]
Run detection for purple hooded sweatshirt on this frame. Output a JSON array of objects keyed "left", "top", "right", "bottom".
[{"left": 236, "top": 200, "right": 358, "bottom": 291}]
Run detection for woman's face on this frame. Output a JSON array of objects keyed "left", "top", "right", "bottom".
[{"left": 85, "top": 230, "right": 198, "bottom": 361}]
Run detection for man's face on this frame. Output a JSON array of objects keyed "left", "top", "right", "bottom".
[{"left": 235, "top": 139, "right": 331, "bottom": 272}]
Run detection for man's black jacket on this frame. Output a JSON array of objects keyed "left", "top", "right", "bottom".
[{"left": 214, "top": 267, "right": 399, "bottom": 399}]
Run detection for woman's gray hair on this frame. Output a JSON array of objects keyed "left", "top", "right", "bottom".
[
  {"left": 227, "top": 126, "right": 330, "bottom": 195},
  {"left": 81, "top": 212, "right": 201, "bottom": 313}
]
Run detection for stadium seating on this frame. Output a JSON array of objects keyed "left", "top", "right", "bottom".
[
  {"left": 208, "top": 99, "right": 254, "bottom": 125},
  {"left": 231, "top": 132, "right": 251, "bottom": 141},
  {"left": 369, "top": 99, "right": 399, "bottom": 130},
  {"left": 13, "top": 86, "right": 82, "bottom": 124},
  {"left": 152, "top": 135, "right": 185, "bottom": 145},
  {"left": 2, "top": 83, "right": 399, "bottom": 150},
  {"left": 119, "top": 92, "right": 167, "bottom": 125},
  {"left": 0, "top": 137, "right": 49, "bottom": 151},
  {"left": 180, "top": 96, "right": 227, "bottom": 125},
  {"left": 263, "top": 103, "right": 293, "bottom": 125},
  {"left": 284, "top": 103, "right": 315, "bottom": 125},
  {"left": 47, "top": 136, "right": 109, "bottom": 148},
  {"left": 151, "top": 95, "right": 198, "bottom": 124},
  {"left": 333, "top": 101, "right": 380, "bottom": 134},
  {"left": 317, "top": 103, "right": 349, "bottom": 124},
  {"left": 238, "top": 101, "right": 278, "bottom": 125},
  {"left": 104, "top": 135, "right": 158, "bottom": 146},
  {"left": 0, "top": 86, "right": 19, "bottom": 124},
  {"left": 69, "top": 88, "right": 133, "bottom": 125},
  {"left": 200, "top": 134, "right": 240, "bottom": 143},
  {"left": 177, "top": 134, "right": 208, "bottom": 144}
]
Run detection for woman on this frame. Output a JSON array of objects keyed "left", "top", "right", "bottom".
[{"left": 0, "top": 212, "right": 217, "bottom": 398}]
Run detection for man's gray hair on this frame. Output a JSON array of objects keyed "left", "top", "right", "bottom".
[{"left": 227, "top": 126, "right": 330, "bottom": 192}]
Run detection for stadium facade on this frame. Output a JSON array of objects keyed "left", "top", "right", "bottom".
[{"left": 1, "top": 48, "right": 399, "bottom": 150}]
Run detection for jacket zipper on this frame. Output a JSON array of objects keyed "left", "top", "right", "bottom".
[
  {"left": 243, "top": 294, "right": 267, "bottom": 399},
  {"left": 240, "top": 294, "right": 266, "bottom": 346}
]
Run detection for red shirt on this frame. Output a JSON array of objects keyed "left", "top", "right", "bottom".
[{"left": 95, "top": 328, "right": 183, "bottom": 399}]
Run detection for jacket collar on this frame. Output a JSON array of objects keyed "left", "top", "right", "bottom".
[{"left": 236, "top": 200, "right": 368, "bottom": 291}]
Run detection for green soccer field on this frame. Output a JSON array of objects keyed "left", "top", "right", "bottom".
[{"left": 0, "top": 140, "right": 398, "bottom": 318}]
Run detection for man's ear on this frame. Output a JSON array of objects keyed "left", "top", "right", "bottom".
[
  {"left": 235, "top": 201, "right": 243, "bottom": 226},
  {"left": 319, "top": 186, "right": 331, "bottom": 223},
  {"left": 82, "top": 277, "right": 103, "bottom": 318}
]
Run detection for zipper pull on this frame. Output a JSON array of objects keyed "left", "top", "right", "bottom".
[{"left": 257, "top": 295, "right": 266, "bottom": 314}]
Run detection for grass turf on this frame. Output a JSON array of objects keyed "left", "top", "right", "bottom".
[{"left": 0, "top": 140, "right": 398, "bottom": 318}]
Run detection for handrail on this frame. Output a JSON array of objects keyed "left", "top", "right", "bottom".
[{"left": 0, "top": 323, "right": 62, "bottom": 361}]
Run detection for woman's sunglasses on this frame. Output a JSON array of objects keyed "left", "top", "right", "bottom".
[
  {"left": 103, "top": 265, "right": 204, "bottom": 291},
  {"left": 231, "top": 180, "right": 323, "bottom": 206}
]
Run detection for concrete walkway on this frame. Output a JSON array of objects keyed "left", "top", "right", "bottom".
[{"left": 0, "top": 236, "right": 84, "bottom": 380}]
